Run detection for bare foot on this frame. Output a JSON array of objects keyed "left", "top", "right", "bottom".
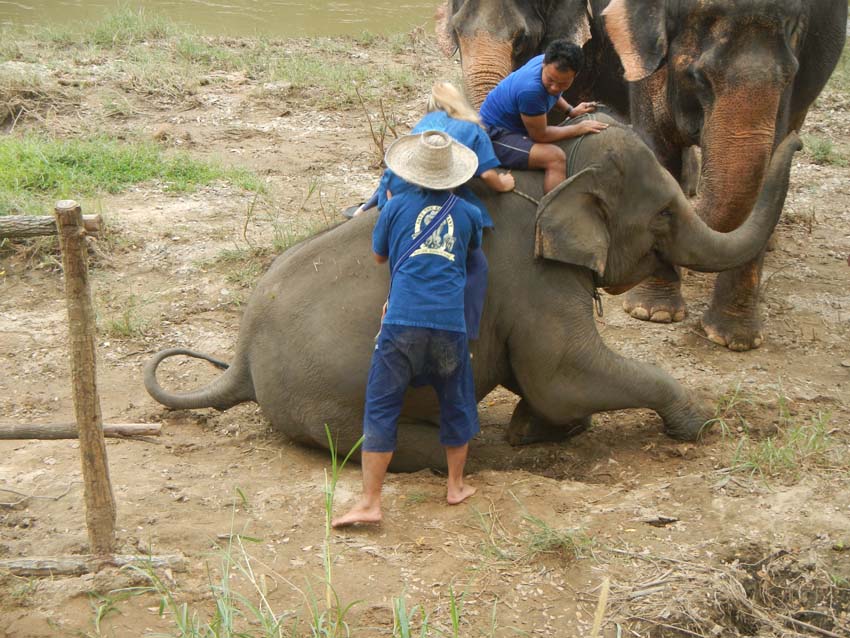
[
  {"left": 331, "top": 503, "right": 382, "bottom": 528},
  {"left": 447, "top": 484, "right": 476, "bottom": 505}
]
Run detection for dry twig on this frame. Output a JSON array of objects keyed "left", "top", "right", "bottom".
[{"left": 0, "top": 483, "right": 74, "bottom": 508}]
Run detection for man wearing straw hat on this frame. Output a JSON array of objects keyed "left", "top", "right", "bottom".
[{"left": 333, "top": 130, "right": 482, "bottom": 528}]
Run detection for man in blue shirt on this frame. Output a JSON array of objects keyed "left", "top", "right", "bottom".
[
  {"left": 333, "top": 131, "right": 483, "bottom": 528},
  {"left": 480, "top": 38, "right": 608, "bottom": 193}
]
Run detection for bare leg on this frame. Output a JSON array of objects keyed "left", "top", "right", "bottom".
[
  {"left": 445, "top": 444, "right": 476, "bottom": 505},
  {"left": 331, "top": 451, "right": 392, "bottom": 528},
  {"left": 528, "top": 143, "right": 566, "bottom": 194}
]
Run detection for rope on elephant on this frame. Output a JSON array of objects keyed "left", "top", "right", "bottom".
[{"left": 510, "top": 189, "right": 540, "bottom": 207}]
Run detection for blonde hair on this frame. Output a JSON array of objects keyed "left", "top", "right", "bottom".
[{"left": 427, "top": 81, "right": 482, "bottom": 127}]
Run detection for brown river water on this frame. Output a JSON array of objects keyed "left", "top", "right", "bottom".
[{"left": 0, "top": 0, "right": 438, "bottom": 36}]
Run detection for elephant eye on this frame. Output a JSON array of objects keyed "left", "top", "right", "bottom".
[
  {"left": 687, "top": 65, "right": 710, "bottom": 91},
  {"left": 659, "top": 209, "right": 673, "bottom": 218}
]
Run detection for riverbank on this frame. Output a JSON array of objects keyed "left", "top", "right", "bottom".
[{"left": 1, "top": 11, "right": 849, "bottom": 638}]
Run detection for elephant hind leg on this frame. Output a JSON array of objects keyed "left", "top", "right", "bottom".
[
  {"left": 388, "top": 418, "right": 448, "bottom": 472},
  {"left": 506, "top": 399, "right": 591, "bottom": 446}
]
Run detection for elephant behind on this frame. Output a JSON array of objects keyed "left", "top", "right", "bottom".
[
  {"left": 438, "top": 0, "right": 846, "bottom": 351},
  {"left": 145, "top": 115, "right": 802, "bottom": 471}
]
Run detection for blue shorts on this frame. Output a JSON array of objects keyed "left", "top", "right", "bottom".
[
  {"left": 486, "top": 125, "right": 534, "bottom": 170},
  {"left": 363, "top": 324, "right": 479, "bottom": 452}
]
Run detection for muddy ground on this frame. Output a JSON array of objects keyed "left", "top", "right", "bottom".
[{"left": 0, "top": 29, "right": 849, "bottom": 638}]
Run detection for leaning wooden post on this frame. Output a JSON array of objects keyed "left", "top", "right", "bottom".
[{"left": 54, "top": 200, "right": 116, "bottom": 555}]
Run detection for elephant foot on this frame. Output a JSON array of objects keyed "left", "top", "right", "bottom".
[
  {"left": 661, "top": 399, "right": 713, "bottom": 442},
  {"left": 506, "top": 401, "right": 591, "bottom": 446},
  {"left": 622, "top": 280, "right": 686, "bottom": 324},
  {"left": 700, "top": 306, "right": 763, "bottom": 352}
]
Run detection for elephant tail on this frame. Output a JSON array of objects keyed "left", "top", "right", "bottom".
[{"left": 144, "top": 348, "right": 255, "bottom": 411}]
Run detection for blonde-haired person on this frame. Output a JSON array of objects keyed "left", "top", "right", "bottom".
[
  {"left": 343, "top": 81, "right": 514, "bottom": 340},
  {"left": 345, "top": 81, "right": 514, "bottom": 218}
]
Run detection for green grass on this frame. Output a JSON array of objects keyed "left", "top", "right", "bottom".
[
  {"left": 37, "top": 6, "right": 180, "bottom": 49},
  {"left": 730, "top": 410, "right": 835, "bottom": 479},
  {"left": 0, "top": 134, "right": 262, "bottom": 216},
  {"left": 711, "top": 383, "right": 845, "bottom": 482},
  {"left": 804, "top": 135, "right": 848, "bottom": 167},
  {"left": 101, "top": 297, "right": 149, "bottom": 339},
  {"left": 521, "top": 514, "right": 594, "bottom": 562},
  {"left": 7, "top": 8, "right": 421, "bottom": 109}
]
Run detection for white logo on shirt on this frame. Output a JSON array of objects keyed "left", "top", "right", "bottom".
[{"left": 411, "top": 205, "right": 456, "bottom": 262}]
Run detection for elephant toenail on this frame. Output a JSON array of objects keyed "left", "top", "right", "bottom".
[
  {"left": 651, "top": 311, "right": 672, "bottom": 323},
  {"left": 707, "top": 333, "right": 726, "bottom": 346},
  {"left": 631, "top": 308, "right": 650, "bottom": 320}
]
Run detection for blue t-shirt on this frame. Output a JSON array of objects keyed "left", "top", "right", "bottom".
[
  {"left": 479, "top": 54, "right": 559, "bottom": 135},
  {"left": 373, "top": 190, "right": 483, "bottom": 334},
  {"left": 377, "top": 111, "right": 500, "bottom": 227}
]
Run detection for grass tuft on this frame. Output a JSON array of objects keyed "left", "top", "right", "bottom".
[
  {"left": 39, "top": 7, "right": 180, "bottom": 49},
  {"left": 712, "top": 384, "right": 846, "bottom": 482},
  {"left": 101, "top": 295, "right": 149, "bottom": 339},
  {"left": 804, "top": 135, "right": 848, "bottom": 167},
  {"left": 521, "top": 514, "right": 594, "bottom": 562}
]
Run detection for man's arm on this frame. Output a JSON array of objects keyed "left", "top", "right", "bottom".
[
  {"left": 374, "top": 252, "right": 388, "bottom": 264},
  {"left": 521, "top": 112, "right": 608, "bottom": 144},
  {"left": 554, "top": 97, "right": 599, "bottom": 118}
]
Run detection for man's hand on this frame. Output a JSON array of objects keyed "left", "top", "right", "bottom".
[
  {"left": 497, "top": 172, "right": 515, "bottom": 192},
  {"left": 570, "top": 101, "right": 598, "bottom": 117},
  {"left": 480, "top": 168, "right": 516, "bottom": 193},
  {"left": 571, "top": 119, "right": 608, "bottom": 135}
]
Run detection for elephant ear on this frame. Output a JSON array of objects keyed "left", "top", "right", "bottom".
[
  {"left": 435, "top": 1, "right": 457, "bottom": 57},
  {"left": 602, "top": 0, "right": 667, "bottom": 81},
  {"left": 534, "top": 166, "right": 610, "bottom": 277}
]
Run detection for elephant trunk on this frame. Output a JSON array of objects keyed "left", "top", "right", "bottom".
[
  {"left": 458, "top": 32, "right": 514, "bottom": 108},
  {"left": 144, "top": 348, "right": 255, "bottom": 411},
  {"left": 665, "top": 132, "right": 801, "bottom": 272},
  {"left": 695, "top": 87, "right": 782, "bottom": 233}
]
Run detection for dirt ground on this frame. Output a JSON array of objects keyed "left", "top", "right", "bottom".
[{"left": 1, "top": 31, "right": 849, "bottom": 638}]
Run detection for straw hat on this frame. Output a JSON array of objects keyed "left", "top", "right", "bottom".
[{"left": 384, "top": 130, "right": 478, "bottom": 190}]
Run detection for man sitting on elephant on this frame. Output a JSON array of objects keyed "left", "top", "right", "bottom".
[
  {"left": 332, "top": 131, "right": 482, "bottom": 528},
  {"left": 480, "top": 38, "right": 608, "bottom": 193}
]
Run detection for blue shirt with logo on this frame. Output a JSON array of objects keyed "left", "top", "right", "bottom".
[
  {"left": 479, "top": 54, "right": 559, "bottom": 135},
  {"left": 377, "top": 111, "right": 500, "bottom": 227},
  {"left": 373, "top": 190, "right": 483, "bottom": 334}
]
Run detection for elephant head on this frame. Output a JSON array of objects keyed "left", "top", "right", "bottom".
[
  {"left": 436, "top": 0, "right": 592, "bottom": 106},
  {"left": 601, "top": 0, "right": 842, "bottom": 233},
  {"left": 534, "top": 126, "right": 803, "bottom": 288}
]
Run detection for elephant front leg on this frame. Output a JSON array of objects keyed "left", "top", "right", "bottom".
[
  {"left": 506, "top": 399, "right": 591, "bottom": 446},
  {"left": 622, "top": 276, "right": 687, "bottom": 324},
  {"left": 701, "top": 254, "right": 766, "bottom": 351}
]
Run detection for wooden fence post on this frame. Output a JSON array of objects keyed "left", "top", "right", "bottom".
[{"left": 54, "top": 200, "right": 116, "bottom": 555}]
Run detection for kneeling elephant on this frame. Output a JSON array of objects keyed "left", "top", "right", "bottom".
[{"left": 145, "top": 116, "right": 801, "bottom": 471}]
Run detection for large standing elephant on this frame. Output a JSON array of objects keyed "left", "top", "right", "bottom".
[
  {"left": 439, "top": 0, "right": 846, "bottom": 351},
  {"left": 145, "top": 115, "right": 802, "bottom": 472}
]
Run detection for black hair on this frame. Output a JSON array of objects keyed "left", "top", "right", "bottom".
[{"left": 543, "top": 38, "right": 583, "bottom": 73}]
